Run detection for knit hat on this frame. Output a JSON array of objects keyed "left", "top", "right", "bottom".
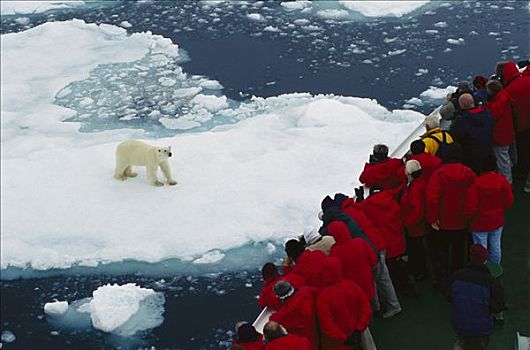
[
  {"left": 473, "top": 75, "right": 488, "bottom": 90},
  {"left": 236, "top": 322, "right": 260, "bottom": 342},
  {"left": 439, "top": 101, "right": 456, "bottom": 121},
  {"left": 274, "top": 280, "right": 295, "bottom": 300},
  {"left": 372, "top": 144, "right": 389, "bottom": 160},
  {"left": 410, "top": 139, "right": 426, "bottom": 155},
  {"left": 486, "top": 79, "right": 503, "bottom": 97},
  {"left": 303, "top": 226, "right": 320, "bottom": 245},
  {"left": 321, "top": 195, "right": 335, "bottom": 212},
  {"left": 405, "top": 160, "right": 422, "bottom": 175},
  {"left": 469, "top": 244, "right": 488, "bottom": 265}
]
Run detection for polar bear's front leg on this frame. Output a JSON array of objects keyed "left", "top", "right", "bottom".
[
  {"left": 114, "top": 158, "right": 128, "bottom": 181},
  {"left": 147, "top": 164, "right": 163, "bottom": 187},
  {"left": 124, "top": 166, "right": 137, "bottom": 177},
  {"left": 160, "top": 161, "right": 177, "bottom": 186}
]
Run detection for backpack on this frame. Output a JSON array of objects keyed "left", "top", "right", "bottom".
[{"left": 423, "top": 130, "right": 451, "bottom": 161}]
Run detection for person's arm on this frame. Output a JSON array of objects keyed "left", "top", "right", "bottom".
[
  {"left": 316, "top": 294, "right": 347, "bottom": 342},
  {"left": 404, "top": 185, "right": 424, "bottom": 228},
  {"left": 503, "top": 178, "right": 514, "bottom": 209},
  {"left": 426, "top": 172, "right": 441, "bottom": 226}
]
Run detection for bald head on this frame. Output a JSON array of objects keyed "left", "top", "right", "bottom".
[{"left": 458, "top": 93, "right": 475, "bottom": 110}]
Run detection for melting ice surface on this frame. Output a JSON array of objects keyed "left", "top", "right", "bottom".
[{"left": 0, "top": 19, "right": 425, "bottom": 276}]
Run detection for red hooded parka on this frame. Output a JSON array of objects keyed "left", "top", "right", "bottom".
[
  {"left": 464, "top": 171, "right": 514, "bottom": 232},
  {"left": 400, "top": 176, "right": 428, "bottom": 237},
  {"left": 316, "top": 258, "right": 372, "bottom": 350},
  {"left": 264, "top": 334, "right": 311, "bottom": 350},
  {"left": 359, "top": 158, "right": 405, "bottom": 191},
  {"left": 327, "top": 221, "right": 377, "bottom": 300},
  {"left": 426, "top": 163, "right": 477, "bottom": 230},
  {"left": 502, "top": 62, "right": 530, "bottom": 132},
  {"left": 487, "top": 89, "right": 515, "bottom": 146},
  {"left": 258, "top": 273, "right": 305, "bottom": 310},
  {"left": 340, "top": 198, "right": 387, "bottom": 252}
]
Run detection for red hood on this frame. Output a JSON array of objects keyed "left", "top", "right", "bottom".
[
  {"left": 502, "top": 62, "right": 521, "bottom": 85},
  {"left": 321, "top": 257, "right": 342, "bottom": 287},
  {"left": 476, "top": 172, "right": 506, "bottom": 194},
  {"left": 441, "top": 163, "right": 475, "bottom": 182},
  {"left": 327, "top": 221, "right": 351, "bottom": 244}
]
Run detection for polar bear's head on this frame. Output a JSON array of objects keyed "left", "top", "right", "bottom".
[{"left": 156, "top": 146, "right": 172, "bottom": 161}]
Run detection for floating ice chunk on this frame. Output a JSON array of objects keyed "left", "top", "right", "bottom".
[
  {"left": 159, "top": 117, "right": 201, "bottom": 130},
  {"left": 266, "top": 243, "right": 276, "bottom": 255},
  {"left": 302, "top": 25, "right": 321, "bottom": 31},
  {"left": 120, "top": 21, "right": 132, "bottom": 28},
  {"left": 44, "top": 300, "right": 69, "bottom": 316},
  {"left": 488, "top": 32, "right": 500, "bottom": 36},
  {"left": 280, "top": 1, "right": 311, "bottom": 11},
  {"left": 425, "top": 30, "right": 438, "bottom": 34},
  {"left": 173, "top": 87, "right": 202, "bottom": 98},
  {"left": 159, "top": 77, "right": 177, "bottom": 87},
  {"left": 388, "top": 49, "right": 407, "bottom": 56},
  {"left": 247, "top": 13, "right": 265, "bottom": 22},
  {"left": 447, "top": 38, "right": 465, "bottom": 45},
  {"left": 193, "top": 250, "right": 225, "bottom": 264},
  {"left": 383, "top": 37, "right": 398, "bottom": 43},
  {"left": 191, "top": 94, "right": 228, "bottom": 112},
  {"left": 0, "top": 1, "right": 85, "bottom": 15},
  {"left": 79, "top": 283, "right": 164, "bottom": 336},
  {"left": 0, "top": 331, "right": 15, "bottom": 343},
  {"left": 264, "top": 25, "right": 280, "bottom": 32},
  {"left": 78, "top": 97, "right": 93, "bottom": 107},
  {"left": 316, "top": 9, "right": 349, "bottom": 20},
  {"left": 362, "top": 59, "right": 373, "bottom": 64},
  {"left": 339, "top": 0, "right": 430, "bottom": 17},
  {"left": 444, "top": 48, "right": 452, "bottom": 53},
  {"left": 434, "top": 21, "right": 448, "bottom": 28},
  {"left": 418, "top": 85, "right": 456, "bottom": 105},
  {"left": 469, "top": 30, "right": 479, "bottom": 36},
  {"left": 14, "top": 17, "right": 30, "bottom": 25},
  {"left": 293, "top": 19, "right": 310, "bottom": 26},
  {"left": 199, "top": 79, "right": 223, "bottom": 90},
  {"left": 415, "top": 68, "right": 429, "bottom": 76}
]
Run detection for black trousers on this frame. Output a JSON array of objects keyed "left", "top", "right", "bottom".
[
  {"left": 428, "top": 228, "right": 468, "bottom": 288},
  {"left": 406, "top": 235, "right": 428, "bottom": 276}
]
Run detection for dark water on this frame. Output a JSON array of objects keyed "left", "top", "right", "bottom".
[{"left": 1, "top": 1, "right": 529, "bottom": 348}]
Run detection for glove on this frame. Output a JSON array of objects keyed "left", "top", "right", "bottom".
[
  {"left": 321, "top": 195, "right": 335, "bottom": 212},
  {"left": 333, "top": 193, "right": 348, "bottom": 207},
  {"left": 343, "top": 330, "right": 362, "bottom": 348},
  {"left": 354, "top": 187, "right": 364, "bottom": 203},
  {"left": 369, "top": 154, "right": 376, "bottom": 164}
]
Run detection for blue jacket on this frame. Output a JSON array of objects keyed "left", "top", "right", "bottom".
[
  {"left": 449, "top": 106, "right": 493, "bottom": 174},
  {"left": 447, "top": 264, "right": 505, "bottom": 336}
]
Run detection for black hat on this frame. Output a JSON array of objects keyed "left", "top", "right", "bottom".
[
  {"left": 274, "top": 280, "right": 295, "bottom": 300},
  {"left": 236, "top": 322, "right": 260, "bottom": 342}
]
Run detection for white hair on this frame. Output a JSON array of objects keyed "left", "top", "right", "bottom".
[{"left": 424, "top": 115, "right": 440, "bottom": 130}]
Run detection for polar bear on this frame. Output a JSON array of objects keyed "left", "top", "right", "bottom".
[{"left": 114, "top": 140, "right": 177, "bottom": 187}]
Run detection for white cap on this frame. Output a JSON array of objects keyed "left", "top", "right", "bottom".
[{"left": 303, "top": 226, "right": 320, "bottom": 245}]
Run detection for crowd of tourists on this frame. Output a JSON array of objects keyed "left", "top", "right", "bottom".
[{"left": 228, "top": 60, "right": 529, "bottom": 350}]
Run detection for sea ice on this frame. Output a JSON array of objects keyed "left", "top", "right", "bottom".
[
  {"left": 78, "top": 283, "right": 164, "bottom": 336},
  {"left": 0, "top": 20, "right": 425, "bottom": 274},
  {"left": 44, "top": 300, "right": 69, "bottom": 316},
  {"left": 339, "top": 0, "right": 430, "bottom": 17},
  {"left": 0, "top": 1, "right": 85, "bottom": 15}
]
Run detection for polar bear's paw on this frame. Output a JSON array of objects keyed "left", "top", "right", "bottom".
[
  {"left": 126, "top": 171, "right": 138, "bottom": 178},
  {"left": 168, "top": 180, "right": 178, "bottom": 186},
  {"left": 152, "top": 180, "right": 164, "bottom": 187},
  {"left": 114, "top": 174, "right": 127, "bottom": 181}
]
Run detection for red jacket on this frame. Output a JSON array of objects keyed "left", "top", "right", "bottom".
[
  {"left": 400, "top": 177, "right": 428, "bottom": 237},
  {"left": 426, "top": 163, "right": 477, "bottom": 230},
  {"left": 316, "top": 258, "right": 372, "bottom": 350},
  {"left": 328, "top": 221, "right": 377, "bottom": 300},
  {"left": 269, "top": 286, "right": 318, "bottom": 347},
  {"left": 264, "top": 334, "right": 311, "bottom": 350},
  {"left": 502, "top": 62, "right": 530, "bottom": 132},
  {"left": 410, "top": 153, "right": 442, "bottom": 181},
  {"left": 464, "top": 172, "right": 514, "bottom": 232},
  {"left": 360, "top": 191, "right": 405, "bottom": 259},
  {"left": 258, "top": 273, "right": 305, "bottom": 310},
  {"left": 232, "top": 335, "right": 264, "bottom": 350},
  {"left": 359, "top": 158, "right": 405, "bottom": 190},
  {"left": 285, "top": 250, "right": 327, "bottom": 290},
  {"left": 340, "top": 198, "right": 386, "bottom": 251},
  {"left": 487, "top": 89, "right": 515, "bottom": 146}
]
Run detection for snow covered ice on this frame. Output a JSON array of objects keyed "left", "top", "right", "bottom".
[
  {"left": 78, "top": 283, "right": 165, "bottom": 336},
  {"left": 44, "top": 300, "right": 69, "bottom": 316},
  {"left": 0, "top": 20, "right": 425, "bottom": 275}
]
